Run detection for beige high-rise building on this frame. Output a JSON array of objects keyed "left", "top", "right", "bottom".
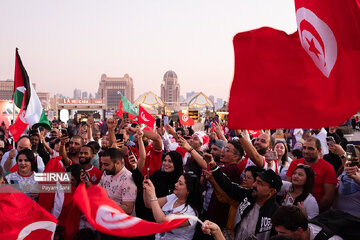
[
  {"left": 98, "top": 73, "right": 134, "bottom": 110},
  {"left": 0, "top": 80, "right": 14, "bottom": 100},
  {"left": 161, "top": 70, "right": 180, "bottom": 107},
  {"left": 37, "top": 92, "right": 51, "bottom": 110},
  {"left": 0, "top": 79, "right": 36, "bottom": 100}
]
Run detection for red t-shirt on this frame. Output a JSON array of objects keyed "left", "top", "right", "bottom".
[
  {"left": 130, "top": 145, "right": 162, "bottom": 176},
  {"left": 286, "top": 158, "right": 338, "bottom": 201},
  {"left": 86, "top": 166, "right": 102, "bottom": 185}
]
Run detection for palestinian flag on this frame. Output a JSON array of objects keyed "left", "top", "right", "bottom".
[
  {"left": 9, "top": 49, "right": 51, "bottom": 141},
  {"left": 116, "top": 93, "right": 138, "bottom": 119},
  {"left": 13, "top": 48, "right": 31, "bottom": 108}
]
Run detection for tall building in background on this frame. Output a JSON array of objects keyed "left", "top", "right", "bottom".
[
  {"left": 0, "top": 79, "right": 14, "bottom": 100},
  {"left": 186, "top": 91, "right": 198, "bottom": 99},
  {"left": 37, "top": 92, "right": 51, "bottom": 110},
  {"left": 216, "top": 98, "right": 224, "bottom": 110},
  {"left": 82, "top": 91, "right": 88, "bottom": 99},
  {"left": 160, "top": 70, "right": 180, "bottom": 107},
  {"left": 98, "top": 73, "right": 134, "bottom": 110},
  {"left": 0, "top": 79, "right": 36, "bottom": 100},
  {"left": 73, "top": 88, "right": 81, "bottom": 99}
]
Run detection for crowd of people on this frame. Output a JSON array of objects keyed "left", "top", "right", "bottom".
[{"left": 0, "top": 115, "right": 359, "bottom": 240}]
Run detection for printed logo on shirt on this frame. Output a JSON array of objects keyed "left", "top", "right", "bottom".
[
  {"left": 259, "top": 217, "right": 272, "bottom": 232},
  {"left": 238, "top": 197, "right": 251, "bottom": 215}
]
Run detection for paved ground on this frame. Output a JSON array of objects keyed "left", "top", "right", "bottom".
[{"left": 345, "top": 130, "right": 360, "bottom": 142}]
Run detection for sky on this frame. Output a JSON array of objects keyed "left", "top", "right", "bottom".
[{"left": 0, "top": 0, "right": 297, "bottom": 101}]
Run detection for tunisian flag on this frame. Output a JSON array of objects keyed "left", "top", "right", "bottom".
[
  {"left": 0, "top": 186, "right": 57, "bottom": 239},
  {"left": 228, "top": 0, "right": 360, "bottom": 129},
  {"left": 178, "top": 111, "right": 194, "bottom": 126},
  {"left": 73, "top": 183, "right": 187, "bottom": 237},
  {"left": 138, "top": 105, "right": 155, "bottom": 127}
]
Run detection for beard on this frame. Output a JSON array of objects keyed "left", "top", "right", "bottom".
[
  {"left": 257, "top": 147, "right": 267, "bottom": 156},
  {"left": 304, "top": 155, "right": 317, "bottom": 162},
  {"left": 69, "top": 147, "right": 79, "bottom": 155},
  {"left": 214, "top": 155, "right": 221, "bottom": 163},
  {"left": 79, "top": 157, "right": 91, "bottom": 165},
  {"left": 105, "top": 165, "right": 117, "bottom": 176}
]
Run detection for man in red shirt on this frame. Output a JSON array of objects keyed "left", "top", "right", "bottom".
[
  {"left": 286, "top": 137, "right": 337, "bottom": 212},
  {"left": 79, "top": 145, "right": 102, "bottom": 185}
]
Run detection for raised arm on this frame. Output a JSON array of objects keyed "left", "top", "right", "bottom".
[
  {"left": 214, "top": 122, "right": 227, "bottom": 143},
  {"left": 59, "top": 136, "right": 71, "bottom": 166},
  {"left": 178, "top": 136, "right": 207, "bottom": 169},
  {"left": 236, "top": 130, "right": 264, "bottom": 168},
  {"left": 136, "top": 129, "right": 147, "bottom": 172},
  {"left": 143, "top": 129, "right": 163, "bottom": 151},
  {"left": 107, "top": 118, "right": 117, "bottom": 147},
  {"left": 208, "top": 157, "right": 248, "bottom": 202},
  {"left": 39, "top": 133, "right": 54, "bottom": 155}
]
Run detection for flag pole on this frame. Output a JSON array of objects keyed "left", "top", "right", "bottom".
[{"left": 12, "top": 101, "right": 15, "bottom": 148}]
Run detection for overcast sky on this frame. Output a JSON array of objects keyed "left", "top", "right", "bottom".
[{"left": 0, "top": 0, "right": 296, "bottom": 101}]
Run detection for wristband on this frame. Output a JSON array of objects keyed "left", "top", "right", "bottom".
[
  {"left": 211, "top": 166, "right": 220, "bottom": 172},
  {"left": 188, "top": 147, "right": 194, "bottom": 153},
  {"left": 150, "top": 197, "right": 158, "bottom": 201}
]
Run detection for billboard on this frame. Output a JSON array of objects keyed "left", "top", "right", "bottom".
[{"left": 0, "top": 100, "right": 19, "bottom": 128}]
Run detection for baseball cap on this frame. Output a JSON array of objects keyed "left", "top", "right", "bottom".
[
  {"left": 213, "top": 139, "right": 226, "bottom": 149},
  {"left": 257, "top": 169, "right": 282, "bottom": 192}
]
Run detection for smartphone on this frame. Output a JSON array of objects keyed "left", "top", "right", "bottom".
[
  {"left": 326, "top": 136, "right": 335, "bottom": 143},
  {"left": 127, "top": 146, "right": 134, "bottom": 156},
  {"left": 10, "top": 180, "right": 19, "bottom": 184},
  {"left": 346, "top": 144, "right": 358, "bottom": 166},
  {"left": 115, "top": 133, "right": 124, "bottom": 141},
  {"left": 81, "top": 168, "right": 90, "bottom": 182},
  {"left": 163, "top": 116, "right": 169, "bottom": 126},
  {"left": 123, "top": 112, "right": 129, "bottom": 119},
  {"left": 61, "top": 129, "right": 68, "bottom": 136},
  {"left": 146, "top": 167, "right": 150, "bottom": 179},
  {"left": 156, "top": 118, "right": 161, "bottom": 128}
]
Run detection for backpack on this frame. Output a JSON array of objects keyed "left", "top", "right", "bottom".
[{"left": 309, "top": 210, "right": 360, "bottom": 240}]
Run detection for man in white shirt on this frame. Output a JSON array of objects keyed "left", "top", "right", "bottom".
[{"left": 312, "top": 128, "right": 329, "bottom": 155}]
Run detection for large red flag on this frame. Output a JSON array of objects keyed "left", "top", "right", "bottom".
[
  {"left": 9, "top": 91, "right": 28, "bottom": 142},
  {"left": 73, "top": 183, "right": 187, "bottom": 237},
  {"left": 178, "top": 111, "right": 194, "bottom": 126},
  {"left": 138, "top": 105, "right": 155, "bottom": 127},
  {"left": 228, "top": 0, "right": 360, "bottom": 129},
  {"left": 0, "top": 186, "right": 57, "bottom": 239}
]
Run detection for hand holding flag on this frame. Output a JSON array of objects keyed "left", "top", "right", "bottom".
[{"left": 73, "top": 183, "right": 188, "bottom": 237}]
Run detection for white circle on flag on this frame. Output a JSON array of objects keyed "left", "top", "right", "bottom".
[
  {"left": 182, "top": 114, "right": 189, "bottom": 122},
  {"left": 96, "top": 205, "right": 140, "bottom": 229},
  {"left": 17, "top": 221, "right": 56, "bottom": 239},
  {"left": 296, "top": 7, "right": 337, "bottom": 78}
]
